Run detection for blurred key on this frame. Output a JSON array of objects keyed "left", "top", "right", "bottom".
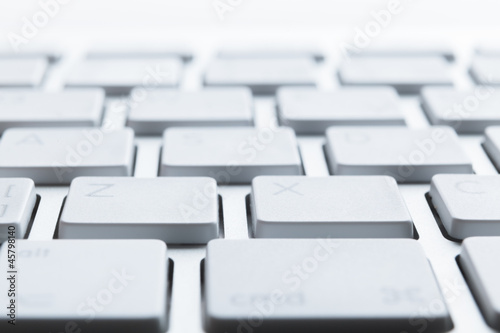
[
  {"left": 251, "top": 176, "right": 413, "bottom": 238},
  {"left": 160, "top": 127, "right": 302, "bottom": 184},
  {"left": 484, "top": 126, "right": 500, "bottom": 170},
  {"left": 461, "top": 237, "right": 500, "bottom": 330},
  {"left": 205, "top": 239, "right": 452, "bottom": 333},
  {"left": 217, "top": 45, "right": 323, "bottom": 61},
  {"left": 325, "top": 126, "right": 473, "bottom": 182},
  {"left": 0, "top": 178, "right": 36, "bottom": 241},
  {"left": 277, "top": 87, "right": 405, "bottom": 134},
  {"left": 0, "top": 89, "right": 105, "bottom": 133},
  {"left": 430, "top": 175, "right": 500, "bottom": 239},
  {"left": 0, "top": 239, "right": 168, "bottom": 333},
  {"left": 338, "top": 56, "right": 452, "bottom": 94},
  {"left": 86, "top": 43, "right": 192, "bottom": 62},
  {"left": 421, "top": 86, "right": 500, "bottom": 134},
  {"left": 0, "top": 58, "right": 48, "bottom": 87},
  {"left": 59, "top": 177, "right": 219, "bottom": 244},
  {"left": 346, "top": 40, "right": 454, "bottom": 61},
  {"left": 66, "top": 57, "right": 182, "bottom": 95},
  {"left": 470, "top": 56, "right": 500, "bottom": 85},
  {"left": 204, "top": 58, "right": 316, "bottom": 94},
  {"left": 127, "top": 88, "right": 253, "bottom": 135},
  {"left": 0, "top": 127, "right": 135, "bottom": 184}
]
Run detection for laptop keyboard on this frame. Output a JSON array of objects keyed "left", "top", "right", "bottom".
[{"left": 1, "top": 41, "right": 500, "bottom": 333}]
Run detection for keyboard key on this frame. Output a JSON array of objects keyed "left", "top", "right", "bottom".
[
  {"left": 0, "top": 178, "right": 36, "bottom": 242},
  {"left": 86, "top": 43, "right": 192, "bottom": 62},
  {"left": 59, "top": 177, "right": 219, "bottom": 244},
  {"left": 127, "top": 88, "right": 253, "bottom": 135},
  {"left": 205, "top": 239, "right": 452, "bottom": 333},
  {"left": 66, "top": 57, "right": 182, "bottom": 95},
  {"left": 0, "top": 89, "right": 105, "bottom": 133},
  {"left": 325, "top": 126, "right": 473, "bottom": 182},
  {"left": 470, "top": 56, "right": 500, "bottom": 85},
  {"left": 277, "top": 87, "right": 405, "bottom": 134},
  {"left": 0, "top": 58, "right": 48, "bottom": 87},
  {"left": 217, "top": 45, "right": 323, "bottom": 61},
  {"left": 0, "top": 239, "right": 168, "bottom": 332},
  {"left": 421, "top": 86, "right": 500, "bottom": 134},
  {"left": 338, "top": 56, "right": 452, "bottom": 94},
  {"left": 0, "top": 128, "right": 135, "bottom": 185},
  {"left": 160, "top": 127, "right": 302, "bottom": 184},
  {"left": 204, "top": 58, "right": 316, "bottom": 94},
  {"left": 347, "top": 40, "right": 454, "bottom": 61},
  {"left": 484, "top": 126, "right": 500, "bottom": 169},
  {"left": 461, "top": 237, "right": 500, "bottom": 330},
  {"left": 430, "top": 175, "right": 500, "bottom": 239},
  {"left": 251, "top": 176, "right": 413, "bottom": 238}
]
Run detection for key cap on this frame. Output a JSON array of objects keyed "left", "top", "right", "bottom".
[
  {"left": 66, "top": 57, "right": 182, "bottom": 95},
  {"left": 0, "top": 58, "right": 48, "bottom": 87},
  {"left": 217, "top": 45, "right": 323, "bottom": 61},
  {"left": 277, "top": 87, "right": 405, "bottom": 134},
  {"left": 325, "top": 126, "right": 473, "bottom": 183},
  {"left": 86, "top": 43, "right": 192, "bottom": 62},
  {"left": 204, "top": 58, "right": 316, "bottom": 94},
  {"left": 0, "top": 89, "right": 105, "bottom": 133},
  {"left": 470, "top": 56, "right": 500, "bottom": 85},
  {"left": 59, "top": 177, "right": 219, "bottom": 244},
  {"left": 0, "top": 239, "right": 168, "bottom": 333},
  {"left": 0, "top": 127, "right": 135, "bottom": 185},
  {"left": 205, "top": 239, "right": 452, "bottom": 333},
  {"left": 421, "top": 86, "right": 500, "bottom": 134},
  {"left": 251, "top": 176, "right": 413, "bottom": 238},
  {"left": 160, "top": 127, "right": 302, "bottom": 184},
  {"left": 338, "top": 56, "right": 452, "bottom": 94},
  {"left": 127, "top": 88, "right": 253, "bottom": 135},
  {"left": 484, "top": 126, "right": 500, "bottom": 169},
  {"left": 346, "top": 40, "right": 454, "bottom": 61},
  {"left": 461, "top": 237, "right": 500, "bottom": 330},
  {"left": 0, "top": 178, "right": 36, "bottom": 242},
  {"left": 430, "top": 175, "right": 500, "bottom": 239}
]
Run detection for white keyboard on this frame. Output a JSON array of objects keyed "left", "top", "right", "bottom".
[{"left": 2, "top": 37, "right": 500, "bottom": 333}]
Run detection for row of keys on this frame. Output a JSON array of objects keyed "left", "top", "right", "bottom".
[
  {"left": 5, "top": 174, "right": 500, "bottom": 244},
  {"left": 3, "top": 125, "right": 500, "bottom": 184},
  {"left": 2, "top": 237, "right": 499, "bottom": 331}
]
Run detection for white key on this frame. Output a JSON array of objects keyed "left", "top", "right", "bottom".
[
  {"left": 484, "top": 126, "right": 500, "bottom": 169},
  {"left": 66, "top": 57, "right": 182, "bottom": 95},
  {"left": 470, "top": 56, "right": 500, "bottom": 85},
  {"left": 0, "top": 128, "right": 135, "bottom": 185},
  {"left": 59, "top": 177, "right": 219, "bottom": 244},
  {"left": 430, "top": 175, "right": 500, "bottom": 239},
  {"left": 325, "top": 126, "right": 473, "bottom": 183},
  {"left": 421, "top": 87, "right": 500, "bottom": 134},
  {"left": 0, "top": 178, "right": 36, "bottom": 241},
  {"left": 204, "top": 58, "right": 316, "bottom": 94},
  {"left": 475, "top": 44, "right": 500, "bottom": 56},
  {"left": 217, "top": 45, "right": 323, "bottom": 61},
  {"left": 160, "top": 127, "right": 302, "bottom": 184},
  {"left": 338, "top": 56, "right": 452, "bottom": 94},
  {"left": 0, "top": 89, "right": 105, "bottom": 133},
  {"left": 127, "top": 88, "right": 253, "bottom": 135},
  {"left": 277, "top": 87, "right": 405, "bottom": 134},
  {"left": 461, "top": 237, "right": 500, "bottom": 330},
  {"left": 86, "top": 43, "right": 192, "bottom": 62},
  {"left": 0, "top": 58, "right": 48, "bottom": 87},
  {"left": 205, "top": 239, "right": 452, "bottom": 333},
  {"left": 0, "top": 239, "right": 168, "bottom": 332},
  {"left": 346, "top": 40, "right": 455, "bottom": 61},
  {"left": 251, "top": 176, "right": 413, "bottom": 238}
]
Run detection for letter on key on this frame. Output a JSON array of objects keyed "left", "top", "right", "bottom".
[
  {"left": 251, "top": 176, "right": 413, "bottom": 238},
  {"left": 430, "top": 175, "right": 500, "bottom": 239},
  {"left": 0, "top": 240, "right": 168, "bottom": 333},
  {"left": 0, "top": 128, "right": 135, "bottom": 185},
  {"left": 59, "top": 177, "right": 219, "bottom": 244},
  {"left": 160, "top": 127, "right": 302, "bottom": 184},
  {"left": 325, "top": 126, "right": 473, "bottom": 182},
  {"left": 0, "top": 178, "right": 36, "bottom": 241},
  {"left": 205, "top": 239, "right": 452, "bottom": 333}
]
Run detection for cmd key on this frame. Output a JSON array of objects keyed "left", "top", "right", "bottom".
[
  {"left": 0, "top": 58, "right": 48, "bottom": 87},
  {"left": 325, "top": 126, "right": 473, "bottom": 182},
  {"left": 0, "top": 127, "right": 135, "bottom": 185},
  {"left": 251, "top": 176, "right": 413, "bottom": 238},
  {"left": 0, "top": 89, "right": 105, "bottom": 133},
  {"left": 59, "top": 177, "right": 219, "bottom": 244},
  {"left": 0, "top": 239, "right": 169, "bottom": 333},
  {"left": 205, "top": 239, "right": 452, "bottom": 333}
]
